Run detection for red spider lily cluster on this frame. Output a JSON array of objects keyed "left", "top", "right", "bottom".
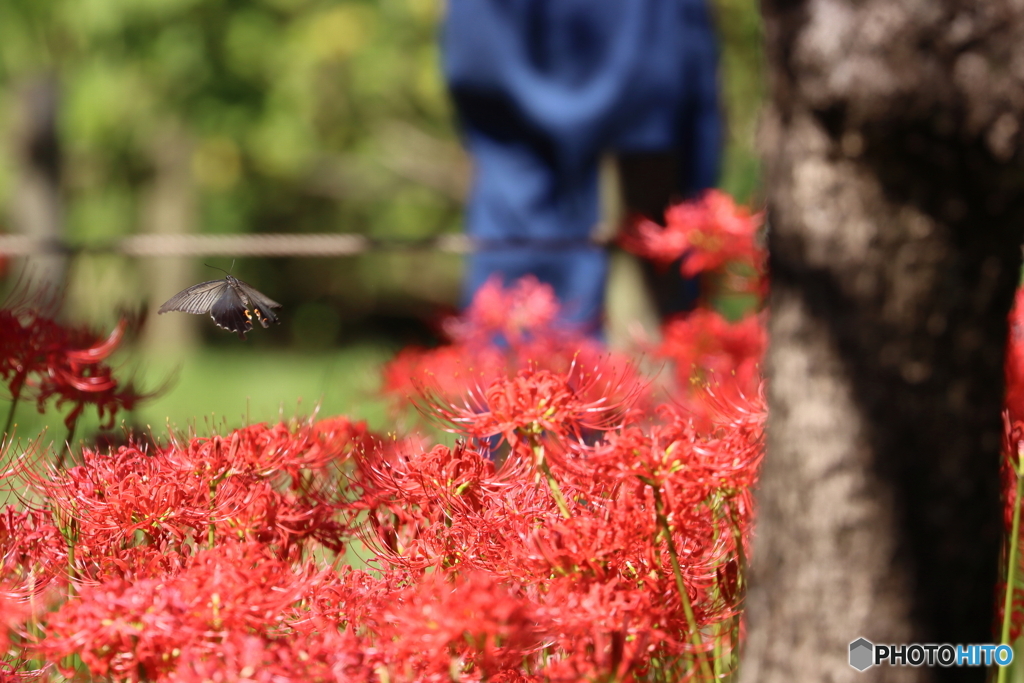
[
  {"left": 619, "top": 189, "right": 766, "bottom": 301},
  {"left": 617, "top": 190, "right": 767, "bottom": 407},
  {"left": 0, "top": 399, "right": 763, "bottom": 681},
  {"left": 0, "top": 288, "right": 149, "bottom": 437},
  {"left": 657, "top": 310, "right": 766, "bottom": 400},
  {"left": 0, "top": 194, "right": 770, "bottom": 681},
  {"left": 999, "top": 287, "right": 1024, "bottom": 641}
]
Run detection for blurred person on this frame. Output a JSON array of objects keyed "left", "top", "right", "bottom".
[{"left": 442, "top": 0, "right": 722, "bottom": 335}]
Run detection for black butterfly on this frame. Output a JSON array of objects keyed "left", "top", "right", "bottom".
[{"left": 158, "top": 275, "right": 281, "bottom": 339}]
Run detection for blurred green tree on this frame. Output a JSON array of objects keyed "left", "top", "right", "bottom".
[
  {"left": 0, "top": 0, "right": 467, "bottom": 342},
  {"left": 0, "top": 0, "right": 762, "bottom": 345}
]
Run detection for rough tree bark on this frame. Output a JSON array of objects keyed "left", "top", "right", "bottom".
[{"left": 741, "top": 2, "right": 1024, "bottom": 682}]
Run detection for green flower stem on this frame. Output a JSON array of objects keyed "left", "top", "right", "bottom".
[
  {"left": 523, "top": 434, "right": 572, "bottom": 519},
  {"left": 713, "top": 623, "right": 723, "bottom": 679},
  {"left": 537, "top": 454, "right": 572, "bottom": 520},
  {"left": 66, "top": 541, "right": 77, "bottom": 597},
  {"left": 998, "top": 465, "right": 1024, "bottom": 683},
  {"left": 652, "top": 486, "right": 714, "bottom": 681},
  {"left": 208, "top": 482, "right": 218, "bottom": 550}
]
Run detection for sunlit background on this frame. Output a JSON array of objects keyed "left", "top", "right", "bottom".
[{"left": 0, "top": 0, "right": 763, "bottom": 443}]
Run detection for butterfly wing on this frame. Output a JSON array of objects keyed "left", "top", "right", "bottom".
[
  {"left": 158, "top": 280, "right": 230, "bottom": 315},
  {"left": 230, "top": 278, "right": 282, "bottom": 329},
  {"left": 210, "top": 285, "right": 253, "bottom": 339},
  {"left": 160, "top": 276, "right": 280, "bottom": 338}
]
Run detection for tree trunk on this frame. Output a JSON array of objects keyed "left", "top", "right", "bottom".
[
  {"left": 141, "top": 125, "right": 199, "bottom": 351},
  {"left": 742, "top": 2, "right": 1024, "bottom": 682},
  {"left": 10, "top": 76, "right": 66, "bottom": 292}
]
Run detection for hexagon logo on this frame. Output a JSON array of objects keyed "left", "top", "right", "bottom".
[{"left": 849, "top": 638, "right": 874, "bottom": 671}]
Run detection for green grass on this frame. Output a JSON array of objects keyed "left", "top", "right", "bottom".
[{"left": 3, "top": 343, "right": 396, "bottom": 453}]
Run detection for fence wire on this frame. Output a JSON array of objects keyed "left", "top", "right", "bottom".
[
  {"left": 0, "top": 232, "right": 622, "bottom": 258},
  {"left": 0, "top": 233, "right": 481, "bottom": 258}
]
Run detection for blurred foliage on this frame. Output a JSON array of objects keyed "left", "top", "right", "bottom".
[
  {"left": 0, "top": 0, "right": 763, "bottom": 345},
  {"left": 0, "top": 0, "right": 466, "bottom": 345},
  {"left": 713, "top": 0, "right": 765, "bottom": 205},
  {"left": 0, "top": 0, "right": 460, "bottom": 236}
]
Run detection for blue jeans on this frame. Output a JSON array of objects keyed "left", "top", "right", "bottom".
[{"left": 443, "top": 0, "right": 722, "bottom": 331}]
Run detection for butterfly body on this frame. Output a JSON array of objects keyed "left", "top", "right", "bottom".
[{"left": 158, "top": 275, "right": 281, "bottom": 339}]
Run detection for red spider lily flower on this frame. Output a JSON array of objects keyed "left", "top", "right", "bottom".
[
  {"left": 349, "top": 433, "right": 746, "bottom": 677},
  {"left": 522, "top": 505, "right": 657, "bottom": 583},
  {"left": 43, "top": 319, "right": 155, "bottom": 431},
  {"left": 593, "top": 388, "right": 765, "bottom": 502},
  {"left": 37, "top": 542, "right": 330, "bottom": 681},
  {"left": 63, "top": 318, "right": 127, "bottom": 365},
  {"left": 167, "top": 628, "right": 373, "bottom": 683},
  {"left": 167, "top": 417, "right": 372, "bottom": 483},
  {"left": 0, "top": 584, "right": 33, "bottom": 654},
  {"left": 521, "top": 341, "right": 655, "bottom": 418},
  {"left": 0, "top": 505, "right": 68, "bottom": 593},
  {"left": 487, "top": 672, "right": 544, "bottom": 683},
  {"left": 999, "top": 411, "right": 1024, "bottom": 642},
  {"left": 300, "top": 563, "right": 401, "bottom": 636},
  {"left": 381, "top": 276, "right": 652, "bottom": 434},
  {"left": 578, "top": 388, "right": 764, "bottom": 615},
  {"left": 0, "top": 304, "right": 153, "bottom": 432},
  {"left": 619, "top": 190, "right": 764, "bottom": 278},
  {"left": 1003, "top": 411, "right": 1024, "bottom": 477},
  {"left": 382, "top": 335, "right": 646, "bottom": 430},
  {"left": 423, "top": 362, "right": 640, "bottom": 451},
  {"left": 658, "top": 309, "right": 766, "bottom": 394},
  {"left": 356, "top": 441, "right": 497, "bottom": 516},
  {"left": 533, "top": 578, "right": 670, "bottom": 680},
  {"left": 352, "top": 440, "right": 560, "bottom": 575},
  {"left": 1000, "top": 291, "right": 1024, "bottom": 642},
  {"left": 0, "top": 662, "right": 47, "bottom": 683},
  {"left": 9, "top": 418, "right": 373, "bottom": 569},
  {"left": 1006, "top": 286, "right": 1024, "bottom": 423},
  {"left": 382, "top": 344, "right": 506, "bottom": 406},
  {"left": 445, "top": 275, "right": 561, "bottom": 345},
  {"left": 379, "top": 571, "right": 547, "bottom": 681},
  {"left": 351, "top": 440, "right": 551, "bottom": 573},
  {"left": 19, "top": 444, "right": 240, "bottom": 561}
]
